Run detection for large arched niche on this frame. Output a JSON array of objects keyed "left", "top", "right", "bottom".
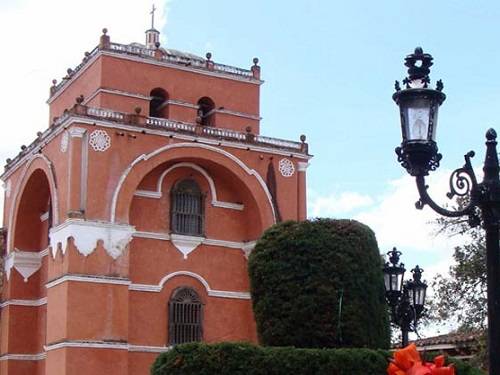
[
  {"left": 8, "top": 156, "right": 59, "bottom": 253},
  {"left": 129, "top": 158, "right": 264, "bottom": 240},
  {"left": 113, "top": 143, "right": 275, "bottom": 239},
  {"left": 12, "top": 169, "right": 53, "bottom": 252}
]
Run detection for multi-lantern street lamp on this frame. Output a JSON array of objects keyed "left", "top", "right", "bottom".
[
  {"left": 383, "top": 247, "right": 427, "bottom": 347},
  {"left": 393, "top": 47, "right": 500, "bottom": 375}
]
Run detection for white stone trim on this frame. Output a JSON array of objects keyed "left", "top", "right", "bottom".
[
  {"left": 0, "top": 352, "right": 46, "bottom": 361},
  {"left": 6, "top": 153, "right": 59, "bottom": 253},
  {"left": 133, "top": 162, "right": 244, "bottom": 211},
  {"left": 134, "top": 190, "right": 162, "bottom": 199},
  {"left": 132, "top": 231, "right": 256, "bottom": 256},
  {"left": 4, "top": 250, "right": 45, "bottom": 282},
  {"left": 170, "top": 234, "right": 203, "bottom": 259},
  {"left": 40, "top": 211, "right": 49, "bottom": 222},
  {"left": 111, "top": 143, "right": 275, "bottom": 223},
  {"left": 167, "top": 99, "right": 198, "bottom": 109},
  {"left": 1, "top": 116, "right": 310, "bottom": 182},
  {"left": 133, "top": 231, "right": 170, "bottom": 240},
  {"left": 68, "top": 127, "right": 86, "bottom": 138},
  {"left": 216, "top": 108, "right": 261, "bottom": 121},
  {"left": 0, "top": 297, "right": 47, "bottom": 308},
  {"left": 297, "top": 161, "right": 310, "bottom": 172},
  {"left": 49, "top": 219, "right": 135, "bottom": 259},
  {"left": 83, "top": 88, "right": 151, "bottom": 106},
  {"left": 45, "top": 340, "right": 128, "bottom": 352},
  {"left": 128, "top": 344, "right": 171, "bottom": 353},
  {"left": 46, "top": 274, "right": 131, "bottom": 289},
  {"left": 42, "top": 341, "right": 171, "bottom": 354},
  {"left": 129, "top": 270, "right": 251, "bottom": 299}
]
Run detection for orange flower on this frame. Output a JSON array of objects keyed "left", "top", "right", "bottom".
[{"left": 387, "top": 345, "right": 455, "bottom": 375}]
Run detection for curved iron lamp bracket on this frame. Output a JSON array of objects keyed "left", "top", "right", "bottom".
[{"left": 414, "top": 151, "right": 481, "bottom": 226}]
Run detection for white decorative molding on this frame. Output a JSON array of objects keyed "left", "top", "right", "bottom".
[
  {"left": 132, "top": 231, "right": 255, "bottom": 257},
  {"left": 1, "top": 115, "right": 311, "bottom": 183},
  {"left": 170, "top": 234, "right": 203, "bottom": 259},
  {"left": 241, "top": 241, "right": 257, "bottom": 259},
  {"left": 0, "top": 297, "right": 47, "bottom": 309},
  {"left": 49, "top": 219, "right": 135, "bottom": 259},
  {"left": 89, "top": 129, "right": 111, "bottom": 152},
  {"left": 129, "top": 270, "right": 251, "bottom": 300},
  {"left": 40, "top": 211, "right": 49, "bottom": 222},
  {"left": 133, "top": 162, "right": 244, "bottom": 211},
  {"left": 4, "top": 179, "right": 11, "bottom": 198},
  {"left": 68, "top": 127, "right": 86, "bottom": 138},
  {"left": 134, "top": 190, "right": 162, "bottom": 199},
  {"left": 297, "top": 161, "right": 310, "bottom": 172},
  {"left": 216, "top": 108, "right": 261, "bottom": 121},
  {"left": 60, "top": 131, "right": 69, "bottom": 152},
  {"left": 111, "top": 144, "right": 274, "bottom": 223},
  {"left": 46, "top": 274, "right": 131, "bottom": 289},
  {"left": 128, "top": 344, "right": 171, "bottom": 353},
  {"left": 45, "top": 340, "right": 128, "bottom": 352},
  {"left": 278, "top": 158, "right": 295, "bottom": 177},
  {"left": 0, "top": 352, "right": 46, "bottom": 361},
  {"left": 4, "top": 250, "right": 44, "bottom": 282}
]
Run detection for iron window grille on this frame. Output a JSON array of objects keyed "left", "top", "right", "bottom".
[
  {"left": 171, "top": 179, "right": 205, "bottom": 236},
  {"left": 168, "top": 287, "right": 203, "bottom": 345}
]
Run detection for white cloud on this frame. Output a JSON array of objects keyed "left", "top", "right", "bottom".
[
  {"left": 309, "top": 190, "right": 374, "bottom": 217},
  {"left": 0, "top": 1, "right": 171, "bottom": 224}
]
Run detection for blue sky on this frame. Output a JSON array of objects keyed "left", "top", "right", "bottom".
[{"left": 2, "top": 0, "right": 499, "bottom": 335}]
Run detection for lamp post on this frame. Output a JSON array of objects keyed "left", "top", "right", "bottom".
[
  {"left": 393, "top": 47, "right": 500, "bottom": 375},
  {"left": 383, "top": 247, "right": 427, "bottom": 347}
]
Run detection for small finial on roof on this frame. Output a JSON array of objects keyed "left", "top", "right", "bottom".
[
  {"left": 206, "top": 52, "right": 212, "bottom": 61},
  {"left": 253, "top": 57, "right": 259, "bottom": 66},
  {"left": 102, "top": 28, "right": 108, "bottom": 35}
]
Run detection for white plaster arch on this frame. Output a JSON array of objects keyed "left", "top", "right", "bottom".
[
  {"left": 159, "top": 270, "right": 211, "bottom": 292},
  {"left": 111, "top": 142, "right": 276, "bottom": 223},
  {"left": 7, "top": 153, "right": 59, "bottom": 253},
  {"left": 134, "top": 162, "right": 244, "bottom": 210}
]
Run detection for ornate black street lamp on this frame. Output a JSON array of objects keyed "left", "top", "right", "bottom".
[
  {"left": 393, "top": 47, "right": 500, "bottom": 375},
  {"left": 383, "top": 247, "right": 427, "bottom": 347}
]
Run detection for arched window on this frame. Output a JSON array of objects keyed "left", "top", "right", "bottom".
[
  {"left": 197, "top": 97, "right": 215, "bottom": 126},
  {"left": 171, "top": 179, "right": 204, "bottom": 236},
  {"left": 149, "top": 88, "right": 169, "bottom": 118},
  {"left": 168, "top": 287, "right": 203, "bottom": 345}
]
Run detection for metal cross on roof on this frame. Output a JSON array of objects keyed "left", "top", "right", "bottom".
[{"left": 150, "top": 4, "right": 156, "bottom": 29}]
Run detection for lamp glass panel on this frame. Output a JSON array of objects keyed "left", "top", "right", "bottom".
[
  {"left": 391, "top": 275, "right": 399, "bottom": 292},
  {"left": 404, "top": 98, "right": 432, "bottom": 141},
  {"left": 431, "top": 104, "right": 439, "bottom": 141},
  {"left": 384, "top": 273, "right": 391, "bottom": 292}
]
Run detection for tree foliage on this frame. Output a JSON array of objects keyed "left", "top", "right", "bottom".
[
  {"left": 429, "top": 198, "right": 487, "bottom": 330},
  {"left": 247, "top": 218, "right": 390, "bottom": 349}
]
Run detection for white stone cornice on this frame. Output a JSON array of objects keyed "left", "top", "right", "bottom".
[
  {"left": 134, "top": 190, "right": 162, "bottom": 199},
  {"left": 49, "top": 219, "right": 135, "bottom": 259},
  {"left": 68, "top": 127, "right": 86, "bottom": 138},
  {"left": 0, "top": 297, "right": 47, "bottom": 309},
  {"left": 46, "top": 274, "right": 131, "bottom": 289},
  {"left": 45, "top": 340, "right": 128, "bottom": 352},
  {"left": 0, "top": 352, "right": 46, "bottom": 361}
]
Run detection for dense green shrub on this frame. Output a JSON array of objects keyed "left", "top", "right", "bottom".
[
  {"left": 248, "top": 219, "right": 390, "bottom": 349},
  {"left": 150, "top": 342, "right": 485, "bottom": 375}
]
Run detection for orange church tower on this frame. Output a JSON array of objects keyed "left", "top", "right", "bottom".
[{"left": 0, "top": 16, "right": 310, "bottom": 375}]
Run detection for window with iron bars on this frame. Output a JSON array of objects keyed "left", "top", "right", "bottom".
[
  {"left": 168, "top": 287, "right": 203, "bottom": 345},
  {"left": 171, "top": 179, "right": 204, "bottom": 236}
]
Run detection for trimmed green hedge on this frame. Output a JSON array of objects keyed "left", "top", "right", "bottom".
[
  {"left": 248, "top": 219, "right": 390, "bottom": 348},
  {"left": 150, "top": 342, "right": 485, "bottom": 375}
]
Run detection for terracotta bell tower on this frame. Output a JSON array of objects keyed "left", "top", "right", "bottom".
[{"left": 0, "top": 18, "right": 311, "bottom": 375}]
